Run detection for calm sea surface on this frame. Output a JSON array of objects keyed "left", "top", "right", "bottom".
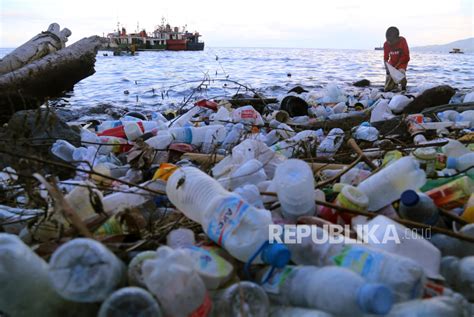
[{"left": 1, "top": 47, "right": 473, "bottom": 114}]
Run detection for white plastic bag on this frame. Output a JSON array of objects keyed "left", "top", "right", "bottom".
[{"left": 386, "top": 62, "right": 405, "bottom": 84}]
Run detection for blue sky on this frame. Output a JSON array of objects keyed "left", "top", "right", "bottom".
[{"left": 1, "top": 0, "right": 473, "bottom": 48}]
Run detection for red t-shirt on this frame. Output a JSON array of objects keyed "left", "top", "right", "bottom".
[{"left": 384, "top": 36, "right": 410, "bottom": 70}]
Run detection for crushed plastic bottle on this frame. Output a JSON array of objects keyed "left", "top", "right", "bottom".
[
  {"left": 440, "top": 256, "right": 474, "bottom": 301},
  {"left": 317, "top": 128, "right": 345, "bottom": 158}
]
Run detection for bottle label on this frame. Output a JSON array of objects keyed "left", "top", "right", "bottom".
[
  {"left": 188, "top": 292, "right": 212, "bottom": 317},
  {"left": 331, "top": 246, "right": 383, "bottom": 281},
  {"left": 207, "top": 196, "right": 249, "bottom": 246},
  {"left": 261, "top": 266, "right": 294, "bottom": 294},
  {"left": 187, "top": 246, "right": 229, "bottom": 276}
]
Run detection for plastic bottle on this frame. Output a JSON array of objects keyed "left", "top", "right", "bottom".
[
  {"left": 357, "top": 156, "right": 426, "bottom": 211},
  {"left": 340, "top": 167, "right": 371, "bottom": 185},
  {"left": 127, "top": 251, "right": 158, "bottom": 287},
  {"left": 456, "top": 110, "right": 474, "bottom": 128},
  {"left": 429, "top": 224, "right": 474, "bottom": 258},
  {"left": 211, "top": 282, "right": 270, "bottom": 317},
  {"left": 167, "top": 229, "right": 234, "bottom": 290},
  {"left": 223, "top": 158, "right": 267, "bottom": 191},
  {"left": 387, "top": 296, "right": 471, "bottom": 317},
  {"left": 170, "top": 106, "right": 201, "bottom": 127},
  {"left": 48, "top": 238, "right": 126, "bottom": 302},
  {"left": 234, "top": 184, "right": 264, "bottom": 209},
  {"left": 80, "top": 127, "right": 101, "bottom": 148},
  {"left": 98, "top": 287, "right": 163, "bottom": 317},
  {"left": 259, "top": 265, "right": 393, "bottom": 316},
  {"left": 440, "top": 256, "right": 474, "bottom": 301},
  {"left": 51, "top": 139, "right": 77, "bottom": 162},
  {"left": 288, "top": 227, "right": 425, "bottom": 302},
  {"left": 437, "top": 110, "right": 459, "bottom": 122},
  {"left": 166, "top": 166, "right": 290, "bottom": 265},
  {"left": 145, "top": 131, "right": 173, "bottom": 150},
  {"left": 317, "top": 128, "right": 345, "bottom": 158},
  {"left": 447, "top": 152, "right": 474, "bottom": 177},
  {"left": 142, "top": 246, "right": 212, "bottom": 317},
  {"left": 96, "top": 120, "right": 124, "bottom": 133},
  {"left": 370, "top": 99, "right": 394, "bottom": 123},
  {"left": 269, "top": 306, "right": 332, "bottom": 317},
  {"left": 0, "top": 233, "right": 96, "bottom": 317},
  {"left": 399, "top": 190, "right": 440, "bottom": 225},
  {"left": 442, "top": 139, "right": 470, "bottom": 158},
  {"left": 273, "top": 159, "right": 316, "bottom": 221},
  {"left": 221, "top": 123, "right": 244, "bottom": 150},
  {"left": 425, "top": 176, "right": 474, "bottom": 209},
  {"left": 271, "top": 130, "right": 323, "bottom": 158},
  {"left": 169, "top": 125, "right": 226, "bottom": 146},
  {"left": 365, "top": 215, "right": 442, "bottom": 280}
]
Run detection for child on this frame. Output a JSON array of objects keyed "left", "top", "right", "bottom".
[{"left": 384, "top": 26, "right": 410, "bottom": 91}]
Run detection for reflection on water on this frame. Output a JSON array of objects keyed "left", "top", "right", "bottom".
[{"left": 1, "top": 47, "right": 473, "bottom": 112}]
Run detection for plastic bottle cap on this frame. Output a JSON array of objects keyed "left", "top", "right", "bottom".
[
  {"left": 261, "top": 243, "right": 291, "bottom": 268},
  {"left": 401, "top": 190, "right": 420, "bottom": 206},
  {"left": 446, "top": 157, "right": 458, "bottom": 170},
  {"left": 357, "top": 284, "right": 393, "bottom": 315}
]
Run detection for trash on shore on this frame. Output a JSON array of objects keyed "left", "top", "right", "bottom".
[{"left": 0, "top": 70, "right": 473, "bottom": 317}]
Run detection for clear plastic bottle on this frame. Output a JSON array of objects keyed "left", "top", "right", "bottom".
[
  {"left": 166, "top": 166, "right": 290, "bottom": 265},
  {"left": 98, "top": 287, "right": 163, "bottom": 317},
  {"left": 357, "top": 156, "right": 426, "bottom": 211},
  {"left": 430, "top": 224, "right": 474, "bottom": 258},
  {"left": 170, "top": 106, "right": 201, "bottom": 127},
  {"left": 211, "top": 281, "right": 270, "bottom": 317},
  {"left": 273, "top": 159, "right": 316, "bottom": 221},
  {"left": 51, "top": 139, "right": 77, "bottom": 162},
  {"left": 227, "top": 159, "right": 267, "bottom": 190},
  {"left": 0, "top": 233, "right": 96, "bottom": 317},
  {"left": 221, "top": 123, "right": 244, "bottom": 150},
  {"left": 259, "top": 265, "right": 393, "bottom": 316},
  {"left": 399, "top": 190, "right": 440, "bottom": 225},
  {"left": 48, "top": 238, "right": 126, "bottom": 302},
  {"left": 442, "top": 139, "right": 470, "bottom": 158},
  {"left": 440, "top": 256, "right": 474, "bottom": 301},
  {"left": 340, "top": 167, "right": 371, "bottom": 186},
  {"left": 234, "top": 184, "right": 264, "bottom": 209},
  {"left": 447, "top": 152, "right": 474, "bottom": 177},
  {"left": 288, "top": 226, "right": 426, "bottom": 302},
  {"left": 142, "top": 246, "right": 211, "bottom": 317},
  {"left": 145, "top": 131, "right": 172, "bottom": 150}
]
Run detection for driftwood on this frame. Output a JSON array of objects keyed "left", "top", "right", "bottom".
[
  {"left": 0, "top": 23, "right": 71, "bottom": 76},
  {"left": 0, "top": 35, "right": 102, "bottom": 120}
]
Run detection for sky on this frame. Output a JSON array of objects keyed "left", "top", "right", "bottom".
[{"left": 0, "top": 0, "right": 473, "bottom": 49}]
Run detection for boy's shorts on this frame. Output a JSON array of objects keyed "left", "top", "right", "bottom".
[{"left": 385, "top": 69, "right": 407, "bottom": 92}]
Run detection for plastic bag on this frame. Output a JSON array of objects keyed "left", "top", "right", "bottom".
[{"left": 386, "top": 62, "right": 405, "bottom": 84}]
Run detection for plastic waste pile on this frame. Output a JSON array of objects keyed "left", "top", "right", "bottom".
[{"left": 0, "top": 83, "right": 473, "bottom": 317}]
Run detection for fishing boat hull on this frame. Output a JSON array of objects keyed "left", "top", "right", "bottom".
[{"left": 166, "top": 39, "right": 187, "bottom": 51}]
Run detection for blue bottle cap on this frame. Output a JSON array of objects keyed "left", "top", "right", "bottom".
[
  {"left": 446, "top": 157, "right": 458, "bottom": 170},
  {"left": 361, "top": 122, "right": 371, "bottom": 127},
  {"left": 261, "top": 243, "right": 291, "bottom": 268},
  {"left": 357, "top": 283, "right": 393, "bottom": 315},
  {"left": 401, "top": 190, "right": 420, "bottom": 207}
]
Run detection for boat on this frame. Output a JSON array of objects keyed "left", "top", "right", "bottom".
[
  {"left": 103, "top": 20, "right": 205, "bottom": 52},
  {"left": 374, "top": 46, "right": 383, "bottom": 51},
  {"left": 449, "top": 48, "right": 464, "bottom": 54}
]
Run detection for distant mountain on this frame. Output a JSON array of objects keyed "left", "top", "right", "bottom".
[{"left": 412, "top": 38, "right": 474, "bottom": 53}]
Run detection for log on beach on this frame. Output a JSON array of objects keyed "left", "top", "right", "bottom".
[
  {"left": 0, "top": 23, "right": 71, "bottom": 76},
  {"left": 0, "top": 32, "right": 102, "bottom": 121}
]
